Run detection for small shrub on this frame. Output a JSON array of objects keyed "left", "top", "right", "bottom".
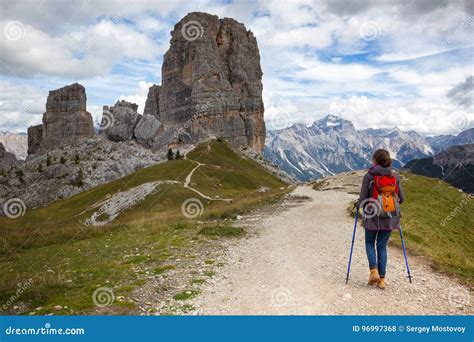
[
  {"left": 173, "top": 289, "right": 199, "bottom": 301},
  {"left": 166, "top": 148, "right": 174, "bottom": 161},
  {"left": 71, "top": 169, "right": 84, "bottom": 187},
  {"left": 15, "top": 169, "right": 24, "bottom": 183}
]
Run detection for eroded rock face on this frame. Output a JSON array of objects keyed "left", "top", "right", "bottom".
[
  {"left": 134, "top": 114, "right": 163, "bottom": 148},
  {"left": 27, "top": 83, "right": 95, "bottom": 156},
  {"left": 27, "top": 124, "right": 43, "bottom": 155},
  {"left": 102, "top": 100, "right": 141, "bottom": 142},
  {"left": 0, "top": 143, "right": 18, "bottom": 173},
  {"left": 41, "top": 83, "right": 95, "bottom": 151},
  {"left": 148, "top": 12, "right": 265, "bottom": 153},
  {"left": 143, "top": 85, "right": 161, "bottom": 119}
]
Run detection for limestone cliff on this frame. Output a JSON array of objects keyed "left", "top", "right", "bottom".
[
  {"left": 27, "top": 83, "right": 95, "bottom": 155},
  {"left": 144, "top": 12, "right": 266, "bottom": 153}
]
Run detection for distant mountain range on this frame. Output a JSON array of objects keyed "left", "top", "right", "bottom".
[
  {"left": 426, "top": 129, "right": 474, "bottom": 153},
  {"left": 404, "top": 144, "right": 474, "bottom": 193},
  {"left": 0, "top": 131, "right": 27, "bottom": 160},
  {"left": 264, "top": 115, "right": 473, "bottom": 181}
]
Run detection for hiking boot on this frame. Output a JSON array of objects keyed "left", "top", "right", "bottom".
[
  {"left": 368, "top": 268, "right": 380, "bottom": 285},
  {"left": 378, "top": 278, "right": 386, "bottom": 290}
]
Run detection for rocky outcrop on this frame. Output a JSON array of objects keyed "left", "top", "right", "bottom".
[
  {"left": 134, "top": 114, "right": 163, "bottom": 148},
  {"left": 102, "top": 100, "right": 141, "bottom": 142},
  {"left": 146, "top": 12, "right": 265, "bottom": 153},
  {"left": 46, "top": 164, "right": 69, "bottom": 179},
  {"left": 143, "top": 85, "right": 161, "bottom": 118},
  {"left": 27, "top": 83, "right": 95, "bottom": 155},
  {"left": 0, "top": 143, "right": 18, "bottom": 173},
  {"left": 27, "top": 125, "right": 43, "bottom": 155}
]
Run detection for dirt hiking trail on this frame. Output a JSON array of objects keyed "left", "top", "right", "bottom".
[{"left": 192, "top": 174, "right": 472, "bottom": 315}]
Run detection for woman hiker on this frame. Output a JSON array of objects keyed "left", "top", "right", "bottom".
[{"left": 356, "top": 149, "right": 405, "bottom": 289}]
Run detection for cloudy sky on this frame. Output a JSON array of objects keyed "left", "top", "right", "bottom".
[{"left": 0, "top": 0, "right": 473, "bottom": 136}]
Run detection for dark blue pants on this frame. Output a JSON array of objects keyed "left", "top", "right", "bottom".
[{"left": 365, "top": 229, "right": 392, "bottom": 277}]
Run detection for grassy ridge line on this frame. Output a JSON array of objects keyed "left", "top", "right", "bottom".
[
  {"left": 0, "top": 140, "right": 290, "bottom": 315},
  {"left": 348, "top": 172, "right": 473, "bottom": 283}
]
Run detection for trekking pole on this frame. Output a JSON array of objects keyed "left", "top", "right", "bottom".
[
  {"left": 399, "top": 226, "right": 413, "bottom": 283},
  {"left": 345, "top": 209, "right": 359, "bottom": 284}
]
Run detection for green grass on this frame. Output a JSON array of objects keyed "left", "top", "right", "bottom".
[
  {"left": 0, "top": 140, "right": 289, "bottom": 315},
  {"left": 203, "top": 270, "right": 215, "bottom": 277},
  {"left": 154, "top": 265, "right": 175, "bottom": 275},
  {"left": 173, "top": 289, "right": 200, "bottom": 301},
  {"left": 199, "top": 225, "right": 244, "bottom": 237},
  {"left": 349, "top": 172, "right": 474, "bottom": 283}
]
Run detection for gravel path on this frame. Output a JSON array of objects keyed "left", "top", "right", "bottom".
[{"left": 193, "top": 185, "right": 472, "bottom": 315}]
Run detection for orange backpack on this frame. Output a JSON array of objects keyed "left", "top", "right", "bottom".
[{"left": 371, "top": 174, "right": 400, "bottom": 218}]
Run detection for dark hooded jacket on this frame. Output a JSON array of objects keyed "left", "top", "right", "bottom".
[{"left": 356, "top": 165, "right": 405, "bottom": 230}]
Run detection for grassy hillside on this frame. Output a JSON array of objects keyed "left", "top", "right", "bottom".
[
  {"left": 349, "top": 172, "right": 474, "bottom": 283},
  {"left": 396, "top": 173, "right": 473, "bottom": 283},
  {"left": 0, "top": 140, "right": 289, "bottom": 315}
]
